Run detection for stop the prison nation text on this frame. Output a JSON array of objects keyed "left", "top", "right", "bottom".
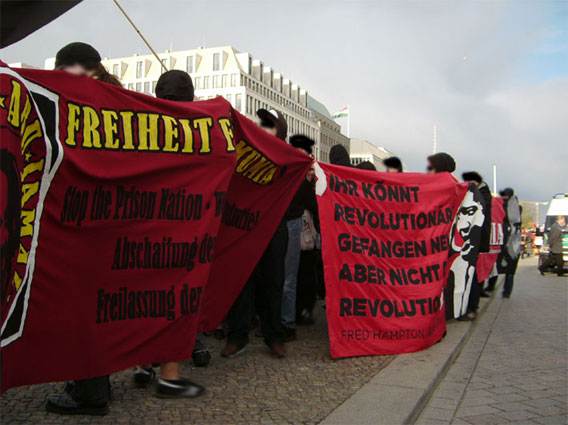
[
  {"left": 60, "top": 185, "right": 203, "bottom": 226},
  {"left": 96, "top": 284, "right": 203, "bottom": 323}
]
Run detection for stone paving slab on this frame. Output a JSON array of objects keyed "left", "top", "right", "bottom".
[
  {"left": 0, "top": 302, "right": 393, "bottom": 424},
  {"left": 416, "top": 258, "right": 568, "bottom": 425}
]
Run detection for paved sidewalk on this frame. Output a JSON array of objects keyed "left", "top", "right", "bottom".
[{"left": 417, "top": 258, "right": 568, "bottom": 425}]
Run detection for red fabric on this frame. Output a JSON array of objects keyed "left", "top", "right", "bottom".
[
  {"left": 476, "top": 197, "right": 505, "bottom": 281},
  {"left": 0, "top": 65, "right": 310, "bottom": 391},
  {"left": 315, "top": 163, "right": 468, "bottom": 357}
]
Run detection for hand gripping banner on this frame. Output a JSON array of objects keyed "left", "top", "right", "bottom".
[
  {"left": 0, "top": 64, "right": 310, "bottom": 391},
  {"left": 314, "top": 163, "right": 467, "bottom": 358}
]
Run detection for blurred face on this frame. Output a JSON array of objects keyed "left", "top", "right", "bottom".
[
  {"left": 426, "top": 163, "right": 436, "bottom": 174},
  {"left": 61, "top": 63, "right": 91, "bottom": 76},
  {"left": 262, "top": 126, "right": 278, "bottom": 137},
  {"left": 558, "top": 216, "right": 566, "bottom": 227},
  {"left": 386, "top": 167, "right": 398, "bottom": 173}
]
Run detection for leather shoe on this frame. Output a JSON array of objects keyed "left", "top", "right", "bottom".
[
  {"left": 268, "top": 343, "right": 286, "bottom": 358},
  {"left": 45, "top": 395, "right": 108, "bottom": 416},
  {"left": 220, "top": 343, "right": 246, "bottom": 358}
]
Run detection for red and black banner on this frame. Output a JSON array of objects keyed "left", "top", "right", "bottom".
[
  {"left": 314, "top": 163, "right": 468, "bottom": 358},
  {"left": 0, "top": 64, "right": 310, "bottom": 391}
]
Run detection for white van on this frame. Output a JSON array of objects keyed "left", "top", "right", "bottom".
[{"left": 538, "top": 193, "right": 568, "bottom": 272}]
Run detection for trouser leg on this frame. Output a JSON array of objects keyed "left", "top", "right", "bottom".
[
  {"left": 71, "top": 376, "right": 110, "bottom": 406},
  {"left": 281, "top": 217, "right": 303, "bottom": 330},
  {"left": 225, "top": 273, "right": 254, "bottom": 347},
  {"left": 468, "top": 272, "right": 481, "bottom": 312},
  {"left": 503, "top": 274, "right": 515, "bottom": 297},
  {"left": 296, "top": 250, "right": 317, "bottom": 320},
  {"left": 486, "top": 275, "right": 498, "bottom": 291},
  {"left": 259, "top": 222, "right": 288, "bottom": 345},
  {"left": 194, "top": 332, "right": 207, "bottom": 351}
]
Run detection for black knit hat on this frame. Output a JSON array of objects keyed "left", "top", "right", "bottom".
[
  {"left": 383, "top": 156, "right": 402, "bottom": 172},
  {"left": 499, "top": 187, "right": 514, "bottom": 198},
  {"left": 356, "top": 161, "right": 377, "bottom": 171},
  {"left": 427, "top": 152, "right": 456, "bottom": 173},
  {"left": 155, "top": 70, "right": 194, "bottom": 102},
  {"left": 55, "top": 42, "right": 101, "bottom": 70},
  {"left": 462, "top": 171, "right": 483, "bottom": 184},
  {"left": 329, "top": 144, "right": 352, "bottom": 167},
  {"left": 290, "top": 135, "right": 315, "bottom": 155}
]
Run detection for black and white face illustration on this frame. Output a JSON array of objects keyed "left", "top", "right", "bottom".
[{"left": 452, "top": 190, "right": 484, "bottom": 258}]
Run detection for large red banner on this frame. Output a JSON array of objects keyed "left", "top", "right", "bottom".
[
  {"left": 315, "top": 163, "right": 468, "bottom": 358},
  {"left": 0, "top": 65, "right": 310, "bottom": 391},
  {"left": 476, "top": 197, "right": 505, "bottom": 281}
]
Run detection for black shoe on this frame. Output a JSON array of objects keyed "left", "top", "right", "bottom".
[
  {"left": 503, "top": 294, "right": 510, "bottom": 299},
  {"left": 192, "top": 349, "right": 211, "bottom": 367},
  {"left": 539, "top": 268, "right": 545, "bottom": 276},
  {"left": 155, "top": 378, "right": 205, "bottom": 398},
  {"left": 45, "top": 395, "right": 108, "bottom": 416},
  {"left": 133, "top": 366, "right": 155, "bottom": 386},
  {"left": 283, "top": 327, "right": 296, "bottom": 342},
  {"left": 298, "top": 309, "right": 315, "bottom": 325},
  {"left": 63, "top": 381, "right": 75, "bottom": 395},
  {"left": 480, "top": 291, "right": 490, "bottom": 298}
]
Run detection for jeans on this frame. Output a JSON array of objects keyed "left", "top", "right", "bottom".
[
  {"left": 503, "top": 274, "right": 515, "bottom": 298},
  {"left": 226, "top": 221, "right": 288, "bottom": 346},
  {"left": 281, "top": 217, "right": 303, "bottom": 330}
]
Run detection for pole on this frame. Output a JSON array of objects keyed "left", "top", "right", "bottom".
[
  {"left": 347, "top": 104, "right": 350, "bottom": 138},
  {"left": 493, "top": 164, "right": 497, "bottom": 196},
  {"left": 112, "top": 0, "right": 168, "bottom": 72},
  {"left": 432, "top": 124, "right": 437, "bottom": 154},
  {"left": 536, "top": 203, "right": 539, "bottom": 227}
]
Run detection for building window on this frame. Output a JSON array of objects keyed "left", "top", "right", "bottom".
[
  {"left": 112, "top": 63, "right": 119, "bottom": 77},
  {"left": 136, "top": 61, "right": 143, "bottom": 79},
  {"left": 213, "top": 75, "right": 220, "bottom": 88},
  {"left": 194, "top": 77, "right": 201, "bottom": 89},
  {"left": 203, "top": 76, "right": 209, "bottom": 89},
  {"left": 128, "top": 83, "right": 134, "bottom": 90},
  {"left": 213, "top": 53, "right": 220, "bottom": 71},
  {"left": 144, "top": 81, "right": 150, "bottom": 94},
  {"left": 222, "top": 74, "right": 228, "bottom": 88},
  {"left": 226, "top": 93, "right": 232, "bottom": 104},
  {"left": 135, "top": 82, "right": 142, "bottom": 92},
  {"left": 152, "top": 80, "right": 157, "bottom": 94},
  {"left": 186, "top": 55, "right": 194, "bottom": 73},
  {"left": 236, "top": 94, "right": 242, "bottom": 112},
  {"left": 231, "top": 74, "right": 238, "bottom": 87}
]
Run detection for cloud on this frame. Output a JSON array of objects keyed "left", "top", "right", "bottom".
[{"left": 1, "top": 0, "right": 565, "bottom": 202}]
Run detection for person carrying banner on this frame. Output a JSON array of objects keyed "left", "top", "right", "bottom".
[
  {"left": 539, "top": 215, "right": 566, "bottom": 276},
  {"left": 329, "top": 144, "right": 352, "bottom": 167},
  {"left": 497, "top": 188, "right": 523, "bottom": 298},
  {"left": 384, "top": 156, "right": 403, "bottom": 173},
  {"left": 221, "top": 109, "right": 290, "bottom": 358},
  {"left": 427, "top": 152, "right": 456, "bottom": 175},
  {"left": 131, "top": 70, "right": 208, "bottom": 398},
  {"left": 46, "top": 42, "right": 119, "bottom": 416}
]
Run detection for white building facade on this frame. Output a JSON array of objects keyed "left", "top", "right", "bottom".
[
  {"left": 349, "top": 138, "right": 396, "bottom": 171},
  {"left": 43, "top": 46, "right": 345, "bottom": 162}
]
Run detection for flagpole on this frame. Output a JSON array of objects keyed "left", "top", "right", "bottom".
[
  {"left": 347, "top": 104, "right": 350, "bottom": 138},
  {"left": 112, "top": 0, "right": 168, "bottom": 72}
]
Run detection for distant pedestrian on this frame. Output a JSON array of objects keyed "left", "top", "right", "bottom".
[
  {"left": 383, "top": 156, "right": 403, "bottom": 173},
  {"left": 539, "top": 215, "right": 566, "bottom": 276},
  {"left": 356, "top": 161, "right": 377, "bottom": 171},
  {"left": 496, "top": 188, "right": 523, "bottom": 298},
  {"left": 427, "top": 152, "right": 456, "bottom": 174},
  {"left": 329, "top": 145, "right": 352, "bottom": 167}
]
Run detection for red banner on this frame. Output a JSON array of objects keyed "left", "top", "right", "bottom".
[
  {"left": 314, "top": 163, "right": 467, "bottom": 358},
  {"left": 476, "top": 197, "right": 505, "bottom": 281},
  {"left": 0, "top": 65, "right": 310, "bottom": 391}
]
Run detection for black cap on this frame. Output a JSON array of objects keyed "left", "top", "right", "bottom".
[
  {"left": 55, "top": 42, "right": 101, "bottom": 70},
  {"left": 290, "top": 135, "right": 315, "bottom": 155},
  {"left": 383, "top": 156, "right": 402, "bottom": 172},
  {"left": 155, "top": 70, "right": 194, "bottom": 102},
  {"left": 462, "top": 171, "right": 483, "bottom": 184},
  {"left": 427, "top": 152, "right": 456, "bottom": 173},
  {"left": 499, "top": 187, "right": 514, "bottom": 198},
  {"left": 257, "top": 108, "right": 287, "bottom": 140}
]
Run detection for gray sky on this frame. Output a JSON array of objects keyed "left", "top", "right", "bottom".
[{"left": 2, "top": 0, "right": 567, "bottom": 208}]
